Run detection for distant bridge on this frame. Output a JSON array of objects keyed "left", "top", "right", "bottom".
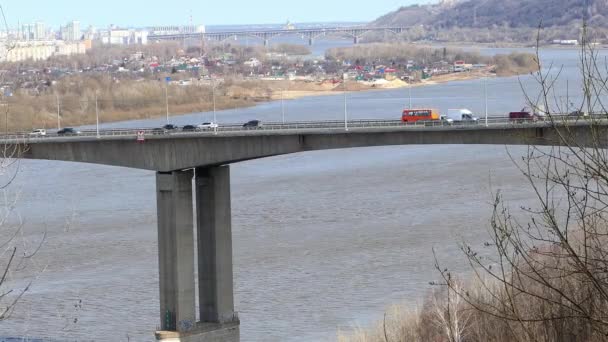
[{"left": 148, "top": 26, "right": 406, "bottom": 46}]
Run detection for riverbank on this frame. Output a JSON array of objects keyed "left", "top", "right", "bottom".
[
  {"left": 266, "top": 68, "right": 494, "bottom": 101},
  {"left": 6, "top": 67, "right": 519, "bottom": 132}
]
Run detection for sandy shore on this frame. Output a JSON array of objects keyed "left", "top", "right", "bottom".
[{"left": 268, "top": 68, "right": 495, "bottom": 101}]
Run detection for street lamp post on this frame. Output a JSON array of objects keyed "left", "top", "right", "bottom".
[
  {"left": 165, "top": 86, "right": 169, "bottom": 124},
  {"left": 281, "top": 88, "right": 285, "bottom": 124},
  {"left": 95, "top": 93, "right": 100, "bottom": 138},
  {"left": 0, "top": 103, "right": 8, "bottom": 134},
  {"left": 56, "top": 93, "right": 61, "bottom": 130},
  {"left": 408, "top": 83, "right": 412, "bottom": 109},
  {"left": 343, "top": 72, "right": 348, "bottom": 131},
  {"left": 484, "top": 77, "right": 488, "bottom": 126},
  {"left": 212, "top": 77, "right": 217, "bottom": 134}
]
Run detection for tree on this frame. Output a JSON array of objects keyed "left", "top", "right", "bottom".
[
  {"left": 435, "top": 22, "right": 608, "bottom": 341},
  {"left": 0, "top": 4, "right": 45, "bottom": 325}
]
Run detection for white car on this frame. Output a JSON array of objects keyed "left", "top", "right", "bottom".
[
  {"left": 29, "top": 129, "right": 47, "bottom": 136},
  {"left": 197, "top": 122, "right": 219, "bottom": 130}
]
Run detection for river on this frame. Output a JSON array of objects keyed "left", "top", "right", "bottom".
[{"left": 1, "top": 45, "right": 602, "bottom": 341}]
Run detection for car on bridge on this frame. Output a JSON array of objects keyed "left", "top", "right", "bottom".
[
  {"left": 197, "top": 122, "right": 218, "bottom": 130},
  {"left": 446, "top": 109, "right": 479, "bottom": 124},
  {"left": 151, "top": 124, "right": 179, "bottom": 135},
  {"left": 162, "top": 124, "right": 178, "bottom": 131},
  {"left": 568, "top": 110, "right": 588, "bottom": 117},
  {"left": 182, "top": 125, "right": 197, "bottom": 132},
  {"left": 509, "top": 111, "right": 542, "bottom": 122},
  {"left": 29, "top": 128, "right": 46, "bottom": 136},
  {"left": 243, "top": 120, "right": 262, "bottom": 128},
  {"left": 57, "top": 127, "right": 80, "bottom": 136}
]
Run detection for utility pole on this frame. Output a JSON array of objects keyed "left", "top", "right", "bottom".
[
  {"left": 2, "top": 103, "right": 8, "bottom": 134},
  {"left": 56, "top": 93, "right": 61, "bottom": 130},
  {"left": 408, "top": 84, "right": 412, "bottom": 109},
  {"left": 566, "top": 78, "right": 570, "bottom": 112},
  {"left": 484, "top": 77, "right": 488, "bottom": 126},
  {"left": 212, "top": 77, "right": 217, "bottom": 134},
  {"left": 95, "top": 93, "right": 100, "bottom": 138},
  {"left": 281, "top": 88, "right": 285, "bottom": 124},
  {"left": 165, "top": 86, "right": 169, "bottom": 124},
  {"left": 343, "top": 72, "right": 348, "bottom": 131}
]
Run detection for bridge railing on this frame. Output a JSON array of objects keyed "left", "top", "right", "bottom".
[{"left": 1, "top": 114, "right": 605, "bottom": 142}]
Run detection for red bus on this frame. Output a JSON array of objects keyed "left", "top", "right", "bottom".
[{"left": 401, "top": 109, "right": 440, "bottom": 123}]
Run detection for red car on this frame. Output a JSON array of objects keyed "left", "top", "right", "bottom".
[{"left": 509, "top": 111, "right": 541, "bottom": 122}]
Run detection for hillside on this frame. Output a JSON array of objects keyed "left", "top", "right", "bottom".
[{"left": 373, "top": 0, "right": 607, "bottom": 29}]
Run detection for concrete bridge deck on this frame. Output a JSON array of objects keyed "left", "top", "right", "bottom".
[{"left": 15, "top": 118, "right": 608, "bottom": 172}]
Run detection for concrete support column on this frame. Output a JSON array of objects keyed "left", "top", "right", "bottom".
[
  {"left": 354, "top": 36, "right": 359, "bottom": 44},
  {"left": 196, "top": 165, "right": 238, "bottom": 325},
  {"left": 157, "top": 170, "right": 196, "bottom": 332},
  {"left": 308, "top": 37, "right": 314, "bottom": 46}
]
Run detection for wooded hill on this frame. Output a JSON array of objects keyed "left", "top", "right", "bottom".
[{"left": 374, "top": 0, "right": 606, "bottom": 29}]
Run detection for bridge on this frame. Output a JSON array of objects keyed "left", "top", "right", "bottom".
[
  {"left": 148, "top": 26, "right": 406, "bottom": 46},
  {"left": 9, "top": 118, "right": 608, "bottom": 341}
]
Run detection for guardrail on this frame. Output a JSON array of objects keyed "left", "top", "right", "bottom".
[{"left": 1, "top": 114, "right": 605, "bottom": 142}]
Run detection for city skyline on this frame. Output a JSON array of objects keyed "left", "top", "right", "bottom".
[{"left": 0, "top": 0, "right": 434, "bottom": 28}]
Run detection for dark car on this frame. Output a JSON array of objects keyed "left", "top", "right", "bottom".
[
  {"left": 152, "top": 128, "right": 165, "bottom": 135},
  {"left": 162, "top": 124, "right": 178, "bottom": 131},
  {"left": 57, "top": 127, "right": 80, "bottom": 135},
  {"left": 509, "top": 111, "right": 540, "bottom": 122},
  {"left": 243, "top": 120, "right": 261, "bottom": 128},
  {"left": 182, "top": 124, "right": 197, "bottom": 131},
  {"left": 568, "top": 110, "right": 587, "bottom": 117}
]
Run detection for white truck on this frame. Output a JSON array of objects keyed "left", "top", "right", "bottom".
[{"left": 445, "top": 109, "right": 479, "bottom": 123}]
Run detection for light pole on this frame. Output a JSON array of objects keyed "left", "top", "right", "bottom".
[
  {"left": 212, "top": 77, "right": 217, "bottom": 134},
  {"left": 566, "top": 78, "right": 570, "bottom": 112},
  {"left": 165, "top": 85, "right": 169, "bottom": 124},
  {"left": 95, "top": 93, "right": 100, "bottom": 138},
  {"left": 343, "top": 72, "right": 348, "bottom": 131},
  {"left": 484, "top": 77, "right": 488, "bottom": 126},
  {"left": 408, "top": 83, "right": 412, "bottom": 109},
  {"left": 56, "top": 93, "right": 61, "bottom": 130},
  {"left": 281, "top": 88, "right": 285, "bottom": 124},
  {"left": 0, "top": 103, "right": 8, "bottom": 134}
]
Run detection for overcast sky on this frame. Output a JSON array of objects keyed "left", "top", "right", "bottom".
[{"left": 0, "top": 0, "right": 435, "bottom": 28}]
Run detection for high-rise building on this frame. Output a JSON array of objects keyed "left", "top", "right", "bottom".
[
  {"left": 21, "top": 24, "right": 33, "bottom": 40},
  {"left": 61, "top": 20, "right": 81, "bottom": 41},
  {"left": 71, "top": 21, "right": 81, "bottom": 41},
  {"left": 34, "top": 21, "right": 45, "bottom": 40}
]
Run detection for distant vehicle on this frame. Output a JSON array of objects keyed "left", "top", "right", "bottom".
[
  {"left": 29, "top": 128, "right": 46, "bottom": 136},
  {"left": 568, "top": 110, "right": 588, "bottom": 117},
  {"left": 57, "top": 127, "right": 80, "bottom": 135},
  {"left": 162, "top": 124, "right": 178, "bottom": 131},
  {"left": 152, "top": 128, "right": 165, "bottom": 135},
  {"left": 197, "top": 122, "right": 218, "bottom": 130},
  {"left": 446, "top": 109, "right": 479, "bottom": 123},
  {"left": 401, "top": 109, "right": 440, "bottom": 123},
  {"left": 182, "top": 124, "right": 197, "bottom": 131},
  {"left": 509, "top": 111, "right": 539, "bottom": 122},
  {"left": 243, "top": 120, "right": 262, "bottom": 128}
]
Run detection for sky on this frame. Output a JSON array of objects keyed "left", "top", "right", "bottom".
[{"left": 0, "top": 0, "right": 435, "bottom": 28}]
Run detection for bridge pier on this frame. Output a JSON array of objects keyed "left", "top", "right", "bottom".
[
  {"left": 353, "top": 36, "right": 359, "bottom": 44},
  {"left": 308, "top": 37, "right": 314, "bottom": 46},
  {"left": 196, "top": 166, "right": 238, "bottom": 325},
  {"left": 156, "top": 170, "right": 196, "bottom": 332},
  {"left": 155, "top": 166, "right": 239, "bottom": 342}
]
